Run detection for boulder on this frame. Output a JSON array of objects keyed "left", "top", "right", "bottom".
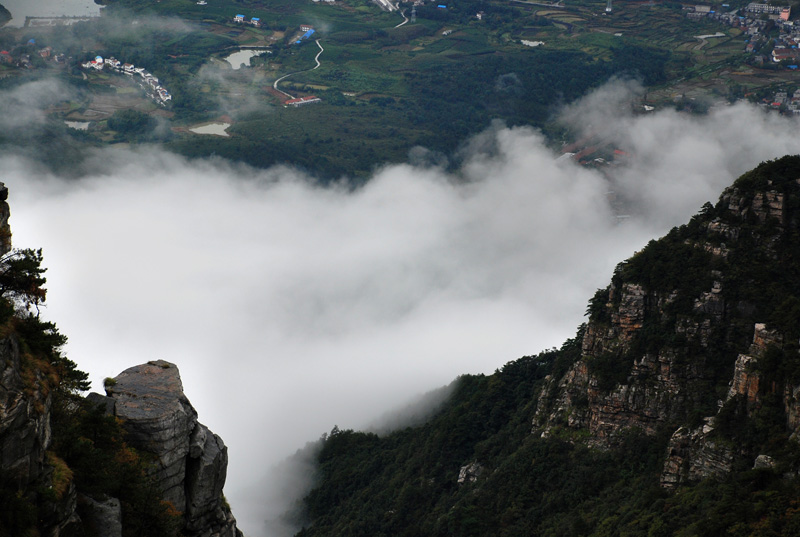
[
  {"left": 85, "top": 392, "right": 116, "bottom": 415},
  {"left": 107, "top": 360, "right": 241, "bottom": 537},
  {"left": 107, "top": 360, "right": 197, "bottom": 510}
]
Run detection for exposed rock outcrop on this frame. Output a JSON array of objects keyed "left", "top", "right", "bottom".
[
  {"left": 660, "top": 420, "right": 733, "bottom": 490},
  {"left": 0, "top": 182, "right": 81, "bottom": 536},
  {"left": 753, "top": 454, "right": 776, "bottom": 470},
  {"left": 0, "top": 331, "right": 81, "bottom": 536},
  {"left": 533, "top": 278, "right": 715, "bottom": 444},
  {"left": 457, "top": 461, "right": 483, "bottom": 484},
  {"left": 533, "top": 159, "right": 800, "bottom": 491},
  {"left": 658, "top": 321, "right": 798, "bottom": 487},
  {"left": 0, "top": 182, "right": 11, "bottom": 256},
  {"left": 107, "top": 360, "right": 242, "bottom": 537},
  {"left": 725, "top": 323, "right": 780, "bottom": 406},
  {"left": 0, "top": 335, "right": 50, "bottom": 487}
]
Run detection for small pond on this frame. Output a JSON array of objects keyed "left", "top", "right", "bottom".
[
  {"left": 189, "top": 123, "right": 231, "bottom": 137},
  {"left": 223, "top": 49, "right": 270, "bottom": 70}
]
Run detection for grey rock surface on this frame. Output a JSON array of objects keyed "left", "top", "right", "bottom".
[
  {"left": 80, "top": 495, "right": 123, "bottom": 537},
  {"left": 107, "top": 360, "right": 242, "bottom": 537},
  {"left": 0, "top": 335, "right": 50, "bottom": 487},
  {"left": 86, "top": 392, "right": 116, "bottom": 415}
]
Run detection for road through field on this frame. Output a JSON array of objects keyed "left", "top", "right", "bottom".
[
  {"left": 395, "top": 8, "right": 409, "bottom": 28},
  {"left": 273, "top": 39, "right": 324, "bottom": 100}
]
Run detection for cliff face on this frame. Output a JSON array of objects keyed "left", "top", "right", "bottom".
[
  {"left": 0, "top": 335, "right": 50, "bottom": 489},
  {"left": 0, "top": 182, "right": 241, "bottom": 537},
  {"left": 0, "top": 184, "right": 40, "bottom": 485},
  {"left": 0, "top": 182, "right": 80, "bottom": 536},
  {"left": 0, "top": 332, "right": 80, "bottom": 537},
  {"left": 532, "top": 280, "right": 717, "bottom": 443},
  {"left": 532, "top": 156, "right": 800, "bottom": 486},
  {"left": 105, "top": 360, "right": 242, "bottom": 537},
  {"left": 1, "top": 354, "right": 242, "bottom": 537}
]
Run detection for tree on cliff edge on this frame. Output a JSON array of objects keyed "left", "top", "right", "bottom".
[{"left": 0, "top": 248, "right": 47, "bottom": 313}]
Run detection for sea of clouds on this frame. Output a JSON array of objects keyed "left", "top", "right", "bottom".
[{"left": 4, "top": 78, "right": 800, "bottom": 535}]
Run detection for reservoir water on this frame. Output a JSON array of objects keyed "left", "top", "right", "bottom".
[
  {"left": 224, "top": 49, "right": 270, "bottom": 70},
  {"left": 1, "top": 0, "right": 101, "bottom": 27}
]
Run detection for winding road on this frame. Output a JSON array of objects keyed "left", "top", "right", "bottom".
[
  {"left": 394, "top": 8, "right": 409, "bottom": 28},
  {"left": 273, "top": 39, "right": 325, "bottom": 100}
]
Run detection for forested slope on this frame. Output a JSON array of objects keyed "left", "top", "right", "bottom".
[{"left": 294, "top": 156, "right": 800, "bottom": 537}]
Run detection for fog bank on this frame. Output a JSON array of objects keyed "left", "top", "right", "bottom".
[{"left": 6, "top": 81, "right": 800, "bottom": 535}]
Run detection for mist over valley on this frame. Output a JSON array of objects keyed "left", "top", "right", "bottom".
[
  {"left": 3, "top": 1, "right": 800, "bottom": 536},
  {"left": 8, "top": 91, "right": 800, "bottom": 534}
]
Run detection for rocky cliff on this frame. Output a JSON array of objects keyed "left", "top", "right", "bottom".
[
  {"left": 1, "top": 331, "right": 243, "bottom": 537},
  {"left": 0, "top": 332, "right": 78, "bottom": 536},
  {"left": 532, "top": 156, "right": 800, "bottom": 486},
  {"left": 103, "top": 360, "right": 242, "bottom": 537},
  {"left": 0, "top": 182, "right": 242, "bottom": 537},
  {"left": 0, "top": 334, "right": 48, "bottom": 489},
  {"left": 0, "top": 182, "right": 84, "bottom": 537}
]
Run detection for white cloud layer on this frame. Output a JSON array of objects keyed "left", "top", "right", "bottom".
[
  {"left": 0, "top": 78, "right": 76, "bottom": 129},
  {"left": 5, "top": 81, "right": 800, "bottom": 535}
]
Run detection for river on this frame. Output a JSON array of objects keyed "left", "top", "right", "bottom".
[{"left": 0, "top": 0, "right": 101, "bottom": 27}]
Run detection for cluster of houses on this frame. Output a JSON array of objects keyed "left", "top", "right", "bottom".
[
  {"left": 81, "top": 56, "right": 172, "bottom": 104},
  {"left": 744, "top": 3, "right": 791, "bottom": 18},
  {"left": 685, "top": 3, "right": 783, "bottom": 26},
  {"left": 685, "top": 3, "right": 800, "bottom": 64},
  {"left": 686, "top": 3, "right": 790, "bottom": 22},
  {"left": 762, "top": 89, "right": 800, "bottom": 114},
  {"left": 233, "top": 14, "right": 262, "bottom": 27},
  {"left": 0, "top": 43, "right": 67, "bottom": 68}
]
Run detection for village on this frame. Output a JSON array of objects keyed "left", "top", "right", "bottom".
[
  {"left": 678, "top": 2, "right": 800, "bottom": 114},
  {"left": 81, "top": 55, "right": 172, "bottom": 105},
  {"left": 231, "top": 13, "right": 317, "bottom": 45},
  {"left": 0, "top": 39, "right": 67, "bottom": 70},
  {"left": 687, "top": 2, "right": 800, "bottom": 65}
]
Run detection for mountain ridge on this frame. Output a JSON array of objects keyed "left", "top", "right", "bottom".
[{"left": 293, "top": 155, "right": 800, "bottom": 537}]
